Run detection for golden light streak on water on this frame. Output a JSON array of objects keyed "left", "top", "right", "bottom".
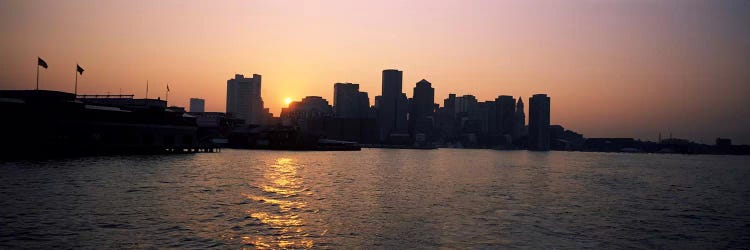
[
  {"left": 242, "top": 194, "right": 306, "bottom": 212},
  {"left": 249, "top": 212, "right": 303, "bottom": 227},
  {"left": 241, "top": 157, "right": 313, "bottom": 249},
  {"left": 261, "top": 185, "right": 297, "bottom": 197}
]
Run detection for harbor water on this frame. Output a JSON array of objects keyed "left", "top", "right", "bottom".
[{"left": 1, "top": 149, "right": 749, "bottom": 248}]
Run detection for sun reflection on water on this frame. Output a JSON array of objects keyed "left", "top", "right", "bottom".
[
  {"left": 243, "top": 194, "right": 306, "bottom": 212},
  {"left": 241, "top": 157, "right": 313, "bottom": 249}
]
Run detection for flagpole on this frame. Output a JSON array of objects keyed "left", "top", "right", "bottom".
[
  {"left": 36, "top": 63, "right": 39, "bottom": 90},
  {"left": 75, "top": 67, "right": 78, "bottom": 95},
  {"left": 146, "top": 81, "right": 149, "bottom": 99}
]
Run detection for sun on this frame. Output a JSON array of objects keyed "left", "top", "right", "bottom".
[{"left": 284, "top": 97, "right": 292, "bottom": 106}]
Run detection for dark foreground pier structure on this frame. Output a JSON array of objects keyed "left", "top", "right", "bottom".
[{"left": 0, "top": 90, "right": 219, "bottom": 159}]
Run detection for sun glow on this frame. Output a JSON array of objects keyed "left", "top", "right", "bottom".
[{"left": 284, "top": 97, "right": 293, "bottom": 106}]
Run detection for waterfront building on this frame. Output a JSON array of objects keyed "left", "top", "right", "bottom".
[
  {"left": 281, "top": 96, "right": 333, "bottom": 134},
  {"left": 550, "top": 124, "right": 585, "bottom": 150},
  {"left": 226, "top": 74, "right": 268, "bottom": 125},
  {"left": 167, "top": 106, "right": 186, "bottom": 113},
  {"left": 0, "top": 90, "right": 208, "bottom": 158},
  {"left": 409, "top": 79, "right": 435, "bottom": 139},
  {"left": 455, "top": 95, "right": 481, "bottom": 133},
  {"left": 495, "top": 95, "right": 516, "bottom": 137},
  {"left": 189, "top": 98, "right": 205, "bottom": 113},
  {"left": 529, "top": 94, "right": 551, "bottom": 151},
  {"left": 410, "top": 79, "right": 435, "bottom": 121},
  {"left": 512, "top": 97, "right": 526, "bottom": 140},
  {"left": 382, "top": 69, "right": 403, "bottom": 98},
  {"left": 479, "top": 100, "right": 496, "bottom": 135},
  {"left": 333, "top": 83, "right": 370, "bottom": 118},
  {"left": 322, "top": 117, "right": 378, "bottom": 144},
  {"left": 716, "top": 138, "right": 732, "bottom": 147},
  {"left": 455, "top": 95, "right": 478, "bottom": 115},
  {"left": 437, "top": 94, "right": 458, "bottom": 142},
  {"left": 375, "top": 69, "right": 408, "bottom": 142}
]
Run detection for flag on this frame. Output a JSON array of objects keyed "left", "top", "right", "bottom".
[
  {"left": 167, "top": 84, "right": 170, "bottom": 92},
  {"left": 77, "top": 64, "right": 84, "bottom": 75},
  {"left": 38, "top": 57, "right": 48, "bottom": 69}
]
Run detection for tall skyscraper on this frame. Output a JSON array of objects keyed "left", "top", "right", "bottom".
[
  {"left": 189, "top": 98, "right": 205, "bottom": 113},
  {"left": 512, "top": 97, "right": 526, "bottom": 140},
  {"left": 382, "top": 69, "right": 403, "bottom": 98},
  {"left": 528, "top": 94, "right": 551, "bottom": 151},
  {"left": 333, "top": 83, "right": 370, "bottom": 118},
  {"left": 410, "top": 79, "right": 435, "bottom": 137},
  {"left": 495, "top": 95, "right": 516, "bottom": 136},
  {"left": 439, "top": 94, "right": 458, "bottom": 139},
  {"left": 226, "top": 74, "right": 266, "bottom": 125},
  {"left": 376, "top": 69, "right": 408, "bottom": 142},
  {"left": 410, "top": 80, "right": 434, "bottom": 121},
  {"left": 480, "top": 100, "right": 497, "bottom": 135}
]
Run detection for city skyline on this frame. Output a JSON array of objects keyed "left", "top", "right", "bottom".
[{"left": 1, "top": 0, "right": 749, "bottom": 144}]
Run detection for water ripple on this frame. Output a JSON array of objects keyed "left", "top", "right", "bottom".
[{"left": 0, "top": 150, "right": 749, "bottom": 248}]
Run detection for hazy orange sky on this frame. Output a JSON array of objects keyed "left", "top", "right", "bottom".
[{"left": 1, "top": 0, "right": 749, "bottom": 144}]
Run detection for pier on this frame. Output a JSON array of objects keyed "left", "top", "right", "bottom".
[{"left": 163, "top": 145, "right": 221, "bottom": 154}]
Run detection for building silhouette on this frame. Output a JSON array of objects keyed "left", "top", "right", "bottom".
[
  {"left": 454, "top": 95, "right": 482, "bottom": 145},
  {"left": 226, "top": 74, "right": 269, "bottom": 125},
  {"left": 281, "top": 96, "right": 333, "bottom": 134},
  {"left": 410, "top": 79, "right": 435, "bottom": 120},
  {"left": 455, "top": 95, "right": 481, "bottom": 134},
  {"left": 437, "top": 94, "right": 458, "bottom": 142},
  {"left": 528, "top": 94, "right": 551, "bottom": 151},
  {"left": 550, "top": 124, "right": 584, "bottom": 150},
  {"left": 455, "top": 95, "right": 478, "bottom": 116},
  {"left": 495, "top": 95, "right": 516, "bottom": 138},
  {"left": 512, "top": 97, "right": 526, "bottom": 141},
  {"left": 375, "top": 69, "right": 408, "bottom": 142},
  {"left": 0, "top": 90, "right": 214, "bottom": 158},
  {"left": 382, "top": 69, "right": 403, "bottom": 98},
  {"left": 333, "top": 83, "right": 370, "bottom": 118},
  {"left": 189, "top": 98, "right": 205, "bottom": 113},
  {"left": 410, "top": 79, "right": 436, "bottom": 142}
]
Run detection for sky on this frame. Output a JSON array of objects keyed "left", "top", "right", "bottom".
[{"left": 1, "top": 0, "right": 749, "bottom": 144}]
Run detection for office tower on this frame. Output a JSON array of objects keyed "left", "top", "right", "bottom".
[
  {"left": 226, "top": 74, "right": 266, "bottom": 125},
  {"left": 376, "top": 69, "right": 408, "bottom": 142},
  {"left": 455, "top": 95, "right": 481, "bottom": 134},
  {"left": 495, "top": 95, "right": 516, "bottom": 136},
  {"left": 333, "top": 83, "right": 370, "bottom": 118},
  {"left": 410, "top": 79, "right": 435, "bottom": 132},
  {"left": 529, "top": 94, "right": 551, "bottom": 151},
  {"left": 444, "top": 94, "right": 456, "bottom": 114},
  {"left": 439, "top": 94, "right": 458, "bottom": 140},
  {"left": 280, "top": 96, "right": 333, "bottom": 133},
  {"left": 480, "top": 100, "right": 496, "bottom": 135},
  {"left": 410, "top": 79, "right": 436, "bottom": 143},
  {"left": 281, "top": 96, "right": 333, "bottom": 122},
  {"left": 189, "top": 98, "right": 205, "bottom": 113},
  {"left": 382, "top": 69, "right": 403, "bottom": 98},
  {"left": 411, "top": 79, "right": 435, "bottom": 119},
  {"left": 512, "top": 97, "right": 525, "bottom": 140},
  {"left": 455, "top": 95, "right": 478, "bottom": 115}
]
